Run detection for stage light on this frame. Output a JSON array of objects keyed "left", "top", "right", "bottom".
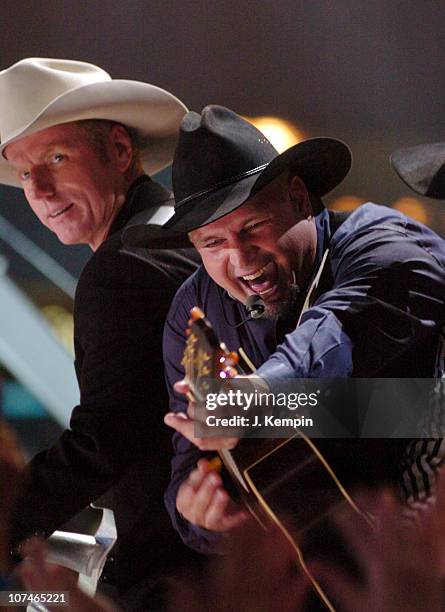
[
  {"left": 393, "top": 197, "right": 429, "bottom": 225},
  {"left": 41, "top": 305, "right": 74, "bottom": 355},
  {"left": 330, "top": 196, "right": 364, "bottom": 211},
  {"left": 245, "top": 116, "right": 304, "bottom": 152}
]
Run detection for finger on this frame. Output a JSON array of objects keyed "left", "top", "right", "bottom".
[
  {"left": 19, "top": 541, "right": 48, "bottom": 591},
  {"left": 188, "top": 472, "right": 224, "bottom": 521},
  {"left": 19, "top": 560, "right": 43, "bottom": 593},
  {"left": 176, "top": 469, "right": 221, "bottom": 519},
  {"left": 176, "top": 481, "right": 195, "bottom": 519},
  {"left": 189, "top": 464, "right": 222, "bottom": 489},
  {"left": 204, "top": 489, "right": 248, "bottom": 531},
  {"left": 197, "top": 457, "right": 222, "bottom": 474},
  {"left": 187, "top": 402, "right": 196, "bottom": 420},
  {"left": 164, "top": 413, "right": 195, "bottom": 437},
  {"left": 173, "top": 380, "right": 190, "bottom": 395}
]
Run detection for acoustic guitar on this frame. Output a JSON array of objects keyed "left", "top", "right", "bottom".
[{"left": 182, "top": 306, "right": 370, "bottom": 611}]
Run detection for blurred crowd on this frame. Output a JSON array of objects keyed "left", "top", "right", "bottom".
[{"left": 1, "top": 418, "right": 444, "bottom": 612}]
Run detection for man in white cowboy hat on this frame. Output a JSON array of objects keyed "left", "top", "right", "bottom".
[
  {"left": 124, "top": 106, "right": 445, "bottom": 554},
  {"left": 0, "top": 57, "right": 201, "bottom": 607}
]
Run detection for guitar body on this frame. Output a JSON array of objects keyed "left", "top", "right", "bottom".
[
  {"left": 183, "top": 307, "right": 368, "bottom": 610},
  {"left": 220, "top": 436, "right": 357, "bottom": 536}
]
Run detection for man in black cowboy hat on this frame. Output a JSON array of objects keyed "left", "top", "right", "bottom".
[
  {"left": 390, "top": 143, "right": 445, "bottom": 516},
  {"left": 391, "top": 141, "right": 445, "bottom": 200},
  {"left": 125, "top": 106, "right": 445, "bottom": 552},
  {"left": 1, "top": 57, "right": 201, "bottom": 607}
]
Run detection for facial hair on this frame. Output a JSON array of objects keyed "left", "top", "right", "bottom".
[{"left": 263, "top": 273, "right": 303, "bottom": 322}]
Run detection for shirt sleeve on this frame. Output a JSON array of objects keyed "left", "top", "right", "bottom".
[
  {"left": 163, "top": 280, "right": 223, "bottom": 554},
  {"left": 257, "top": 219, "right": 445, "bottom": 385}
]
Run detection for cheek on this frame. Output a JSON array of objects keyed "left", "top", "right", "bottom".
[
  {"left": 26, "top": 197, "right": 47, "bottom": 224},
  {"left": 201, "top": 252, "right": 233, "bottom": 286},
  {"left": 73, "top": 182, "right": 106, "bottom": 218},
  {"left": 274, "top": 234, "right": 295, "bottom": 262}
]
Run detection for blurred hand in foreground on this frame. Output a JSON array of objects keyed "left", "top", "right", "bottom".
[
  {"left": 311, "top": 477, "right": 445, "bottom": 612},
  {"left": 0, "top": 419, "right": 25, "bottom": 571},
  {"left": 168, "top": 519, "right": 310, "bottom": 612},
  {"left": 19, "top": 538, "right": 121, "bottom": 612}
]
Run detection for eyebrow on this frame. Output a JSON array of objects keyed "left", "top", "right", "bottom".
[
  {"left": 5, "top": 139, "right": 78, "bottom": 164},
  {"left": 190, "top": 232, "right": 223, "bottom": 246},
  {"left": 42, "top": 140, "right": 78, "bottom": 150},
  {"left": 191, "top": 214, "right": 271, "bottom": 246}
]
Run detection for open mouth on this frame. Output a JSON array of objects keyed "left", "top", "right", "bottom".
[
  {"left": 240, "top": 261, "right": 279, "bottom": 296},
  {"left": 49, "top": 203, "right": 74, "bottom": 219}
]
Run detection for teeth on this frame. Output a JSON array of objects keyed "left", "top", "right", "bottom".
[
  {"left": 257, "top": 286, "right": 274, "bottom": 295},
  {"left": 242, "top": 265, "right": 267, "bottom": 281},
  {"left": 49, "top": 204, "right": 73, "bottom": 218}
]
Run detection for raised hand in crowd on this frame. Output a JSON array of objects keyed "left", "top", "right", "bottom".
[
  {"left": 168, "top": 519, "right": 310, "bottom": 612},
  {"left": 171, "top": 472, "right": 445, "bottom": 612},
  {"left": 19, "top": 538, "right": 121, "bottom": 612},
  {"left": 311, "top": 478, "right": 445, "bottom": 612}
]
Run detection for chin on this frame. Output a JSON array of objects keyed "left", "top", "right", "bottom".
[
  {"left": 263, "top": 302, "right": 286, "bottom": 320},
  {"left": 55, "top": 232, "right": 83, "bottom": 246},
  {"left": 264, "top": 284, "right": 301, "bottom": 321}
]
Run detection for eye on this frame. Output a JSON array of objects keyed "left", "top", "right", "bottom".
[
  {"left": 52, "top": 153, "right": 65, "bottom": 163},
  {"left": 244, "top": 219, "right": 268, "bottom": 232},
  {"left": 20, "top": 170, "right": 30, "bottom": 181},
  {"left": 203, "top": 238, "right": 224, "bottom": 249}
]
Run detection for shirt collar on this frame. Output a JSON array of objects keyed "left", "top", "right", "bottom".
[
  {"left": 108, "top": 175, "right": 173, "bottom": 236},
  {"left": 314, "top": 206, "right": 331, "bottom": 269}
]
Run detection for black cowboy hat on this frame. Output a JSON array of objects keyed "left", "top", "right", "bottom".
[
  {"left": 123, "top": 105, "right": 352, "bottom": 248},
  {"left": 390, "top": 142, "right": 445, "bottom": 199}
]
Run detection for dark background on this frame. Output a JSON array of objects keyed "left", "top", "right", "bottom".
[{"left": 1, "top": 0, "right": 444, "bottom": 281}]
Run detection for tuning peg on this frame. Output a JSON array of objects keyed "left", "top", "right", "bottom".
[{"left": 191, "top": 306, "right": 205, "bottom": 320}]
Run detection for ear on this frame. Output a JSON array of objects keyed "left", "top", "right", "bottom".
[
  {"left": 288, "top": 174, "right": 312, "bottom": 217},
  {"left": 109, "top": 124, "right": 133, "bottom": 173}
]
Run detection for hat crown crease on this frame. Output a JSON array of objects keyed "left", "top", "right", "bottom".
[
  {"left": 0, "top": 58, "right": 110, "bottom": 143},
  {"left": 172, "top": 105, "right": 277, "bottom": 204}
]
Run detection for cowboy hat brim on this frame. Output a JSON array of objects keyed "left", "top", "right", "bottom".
[
  {"left": 122, "top": 137, "right": 352, "bottom": 249},
  {"left": 390, "top": 142, "right": 445, "bottom": 199},
  {"left": 0, "top": 79, "right": 187, "bottom": 188}
]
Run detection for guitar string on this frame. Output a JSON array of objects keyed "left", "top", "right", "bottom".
[{"left": 243, "top": 466, "right": 336, "bottom": 612}]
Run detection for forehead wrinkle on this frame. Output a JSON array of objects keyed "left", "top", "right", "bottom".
[
  {"left": 6, "top": 139, "right": 80, "bottom": 166},
  {"left": 4, "top": 121, "right": 89, "bottom": 164}
]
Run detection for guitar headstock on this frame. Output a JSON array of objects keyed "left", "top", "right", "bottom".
[{"left": 182, "top": 307, "right": 238, "bottom": 403}]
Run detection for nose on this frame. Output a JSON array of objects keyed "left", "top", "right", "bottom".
[
  {"left": 26, "top": 168, "right": 55, "bottom": 200},
  {"left": 227, "top": 237, "right": 259, "bottom": 271}
]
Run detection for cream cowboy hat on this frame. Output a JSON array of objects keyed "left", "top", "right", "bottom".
[{"left": 0, "top": 57, "right": 188, "bottom": 187}]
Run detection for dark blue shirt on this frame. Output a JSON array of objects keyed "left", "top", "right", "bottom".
[{"left": 163, "top": 203, "right": 445, "bottom": 553}]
